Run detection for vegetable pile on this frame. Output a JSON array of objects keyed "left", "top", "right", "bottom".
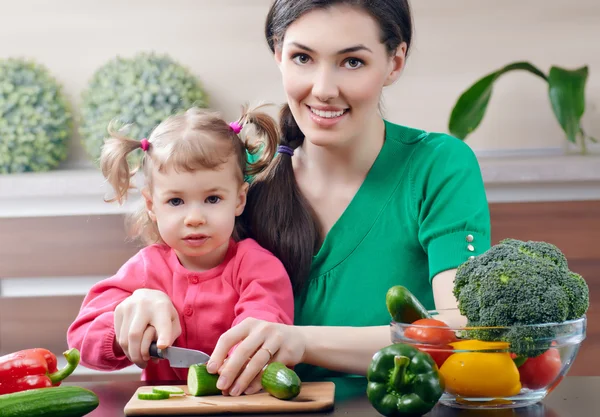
[
  {"left": 138, "top": 361, "right": 302, "bottom": 401},
  {"left": 367, "top": 238, "right": 589, "bottom": 414},
  {"left": 0, "top": 347, "right": 99, "bottom": 417}
]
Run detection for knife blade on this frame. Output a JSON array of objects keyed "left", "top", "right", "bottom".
[{"left": 149, "top": 341, "right": 211, "bottom": 368}]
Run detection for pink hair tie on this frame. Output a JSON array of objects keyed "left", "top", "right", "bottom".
[
  {"left": 140, "top": 138, "right": 150, "bottom": 151},
  {"left": 229, "top": 121, "right": 242, "bottom": 134}
]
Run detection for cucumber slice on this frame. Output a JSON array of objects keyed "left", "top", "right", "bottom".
[
  {"left": 153, "top": 386, "right": 185, "bottom": 396},
  {"left": 187, "top": 363, "right": 221, "bottom": 396},
  {"left": 137, "top": 391, "right": 170, "bottom": 400}
]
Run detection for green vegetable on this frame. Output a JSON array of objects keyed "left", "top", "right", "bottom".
[
  {"left": 152, "top": 386, "right": 185, "bottom": 396},
  {"left": 261, "top": 362, "right": 301, "bottom": 400},
  {"left": 454, "top": 238, "right": 590, "bottom": 356},
  {"left": 367, "top": 343, "right": 444, "bottom": 417},
  {"left": 0, "top": 58, "right": 72, "bottom": 173},
  {"left": 386, "top": 285, "right": 432, "bottom": 323},
  {"left": 137, "top": 391, "right": 170, "bottom": 400},
  {"left": 0, "top": 385, "right": 99, "bottom": 417},
  {"left": 187, "top": 364, "right": 221, "bottom": 396}
]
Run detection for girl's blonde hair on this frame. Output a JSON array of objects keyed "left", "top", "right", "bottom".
[{"left": 99, "top": 104, "right": 279, "bottom": 245}]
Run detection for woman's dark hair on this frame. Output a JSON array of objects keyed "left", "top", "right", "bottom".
[{"left": 242, "top": 0, "right": 413, "bottom": 294}]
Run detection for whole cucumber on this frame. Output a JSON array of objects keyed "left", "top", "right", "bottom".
[
  {"left": 0, "top": 385, "right": 99, "bottom": 417},
  {"left": 386, "top": 285, "right": 432, "bottom": 323}
]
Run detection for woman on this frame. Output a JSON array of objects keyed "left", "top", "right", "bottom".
[{"left": 113, "top": 0, "right": 490, "bottom": 397}]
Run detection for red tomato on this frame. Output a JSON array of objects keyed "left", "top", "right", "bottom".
[
  {"left": 517, "top": 348, "right": 562, "bottom": 390},
  {"left": 404, "top": 318, "right": 457, "bottom": 368}
]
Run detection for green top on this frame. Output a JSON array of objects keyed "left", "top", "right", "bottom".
[{"left": 293, "top": 120, "right": 491, "bottom": 383}]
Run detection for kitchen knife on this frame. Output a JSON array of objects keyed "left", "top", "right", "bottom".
[{"left": 149, "top": 341, "right": 211, "bottom": 368}]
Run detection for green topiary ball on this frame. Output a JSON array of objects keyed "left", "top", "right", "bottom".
[
  {"left": 0, "top": 58, "right": 72, "bottom": 174},
  {"left": 79, "top": 52, "right": 208, "bottom": 164}
]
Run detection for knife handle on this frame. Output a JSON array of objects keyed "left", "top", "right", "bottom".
[{"left": 149, "top": 341, "right": 163, "bottom": 359}]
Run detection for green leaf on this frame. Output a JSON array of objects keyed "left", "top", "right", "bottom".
[
  {"left": 449, "top": 62, "right": 547, "bottom": 140},
  {"left": 548, "top": 66, "right": 588, "bottom": 144}
]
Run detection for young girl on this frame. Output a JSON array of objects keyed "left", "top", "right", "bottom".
[{"left": 67, "top": 105, "right": 295, "bottom": 381}]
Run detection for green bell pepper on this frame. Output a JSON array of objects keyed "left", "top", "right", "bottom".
[{"left": 367, "top": 343, "right": 444, "bottom": 417}]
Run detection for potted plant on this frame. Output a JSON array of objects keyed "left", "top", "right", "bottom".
[
  {"left": 79, "top": 52, "right": 208, "bottom": 164},
  {"left": 0, "top": 58, "right": 72, "bottom": 174},
  {"left": 448, "top": 62, "right": 596, "bottom": 155}
]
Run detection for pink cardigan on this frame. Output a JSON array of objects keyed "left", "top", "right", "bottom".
[{"left": 67, "top": 238, "right": 294, "bottom": 381}]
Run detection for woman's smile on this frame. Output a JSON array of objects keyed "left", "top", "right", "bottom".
[{"left": 306, "top": 104, "right": 350, "bottom": 128}]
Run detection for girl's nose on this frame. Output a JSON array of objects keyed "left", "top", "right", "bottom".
[{"left": 185, "top": 207, "right": 206, "bottom": 226}]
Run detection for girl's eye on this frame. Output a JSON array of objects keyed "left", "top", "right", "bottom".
[
  {"left": 206, "top": 196, "right": 221, "bottom": 204},
  {"left": 292, "top": 53, "right": 311, "bottom": 65},
  {"left": 344, "top": 58, "right": 364, "bottom": 69},
  {"left": 168, "top": 198, "right": 184, "bottom": 206}
]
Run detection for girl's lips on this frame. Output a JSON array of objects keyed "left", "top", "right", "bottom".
[{"left": 183, "top": 236, "right": 209, "bottom": 247}]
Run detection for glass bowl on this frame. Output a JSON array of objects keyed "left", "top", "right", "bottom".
[{"left": 390, "top": 310, "right": 586, "bottom": 409}]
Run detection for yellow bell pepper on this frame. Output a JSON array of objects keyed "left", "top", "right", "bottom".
[{"left": 439, "top": 340, "right": 522, "bottom": 398}]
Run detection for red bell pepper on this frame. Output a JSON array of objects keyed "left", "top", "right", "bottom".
[{"left": 0, "top": 347, "right": 80, "bottom": 395}]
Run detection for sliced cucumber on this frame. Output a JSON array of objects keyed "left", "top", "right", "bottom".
[
  {"left": 261, "top": 362, "right": 301, "bottom": 400},
  {"left": 187, "top": 363, "right": 221, "bottom": 396},
  {"left": 153, "top": 386, "right": 185, "bottom": 396},
  {"left": 137, "top": 391, "right": 170, "bottom": 400}
]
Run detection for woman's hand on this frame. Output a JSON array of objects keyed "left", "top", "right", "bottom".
[
  {"left": 113, "top": 289, "right": 182, "bottom": 368},
  {"left": 207, "top": 318, "right": 307, "bottom": 397}
]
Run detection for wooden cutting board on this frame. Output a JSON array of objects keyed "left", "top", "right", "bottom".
[{"left": 124, "top": 381, "right": 335, "bottom": 415}]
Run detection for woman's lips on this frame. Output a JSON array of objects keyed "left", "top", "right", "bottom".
[{"left": 307, "top": 105, "right": 349, "bottom": 128}]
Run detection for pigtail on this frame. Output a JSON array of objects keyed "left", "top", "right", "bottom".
[
  {"left": 241, "top": 104, "right": 319, "bottom": 294},
  {"left": 237, "top": 103, "right": 280, "bottom": 177},
  {"left": 100, "top": 121, "right": 146, "bottom": 204}
]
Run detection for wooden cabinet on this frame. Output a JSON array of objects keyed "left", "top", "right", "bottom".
[{"left": 0, "top": 200, "right": 598, "bottom": 376}]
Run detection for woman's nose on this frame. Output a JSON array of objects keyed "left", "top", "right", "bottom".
[{"left": 312, "top": 67, "right": 339, "bottom": 101}]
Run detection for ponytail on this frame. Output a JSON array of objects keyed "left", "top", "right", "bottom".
[
  {"left": 100, "top": 122, "right": 146, "bottom": 204},
  {"left": 236, "top": 103, "right": 279, "bottom": 177},
  {"left": 242, "top": 104, "right": 319, "bottom": 294}
]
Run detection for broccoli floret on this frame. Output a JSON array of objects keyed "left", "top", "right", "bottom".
[
  {"left": 501, "top": 238, "right": 569, "bottom": 270},
  {"left": 454, "top": 239, "right": 589, "bottom": 357},
  {"left": 504, "top": 325, "right": 556, "bottom": 357},
  {"left": 564, "top": 272, "right": 590, "bottom": 320}
]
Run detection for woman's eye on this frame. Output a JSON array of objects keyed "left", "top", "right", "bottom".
[
  {"left": 168, "top": 198, "right": 184, "bottom": 206},
  {"left": 206, "top": 196, "right": 221, "bottom": 204},
  {"left": 292, "top": 54, "right": 311, "bottom": 65},
  {"left": 344, "top": 58, "right": 364, "bottom": 69}
]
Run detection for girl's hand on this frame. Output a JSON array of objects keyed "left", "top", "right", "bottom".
[
  {"left": 207, "top": 318, "right": 307, "bottom": 396},
  {"left": 113, "top": 289, "right": 182, "bottom": 368}
]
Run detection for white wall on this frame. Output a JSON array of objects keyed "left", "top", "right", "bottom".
[{"left": 1, "top": 0, "right": 599, "bottom": 168}]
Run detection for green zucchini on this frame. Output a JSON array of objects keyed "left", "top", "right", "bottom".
[
  {"left": 261, "top": 362, "right": 301, "bottom": 400},
  {"left": 187, "top": 364, "right": 221, "bottom": 396},
  {"left": 386, "top": 285, "right": 432, "bottom": 323},
  {"left": 0, "top": 385, "right": 99, "bottom": 417}
]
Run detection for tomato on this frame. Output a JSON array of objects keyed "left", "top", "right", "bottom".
[
  {"left": 405, "top": 318, "right": 457, "bottom": 368},
  {"left": 517, "top": 348, "right": 562, "bottom": 390}
]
